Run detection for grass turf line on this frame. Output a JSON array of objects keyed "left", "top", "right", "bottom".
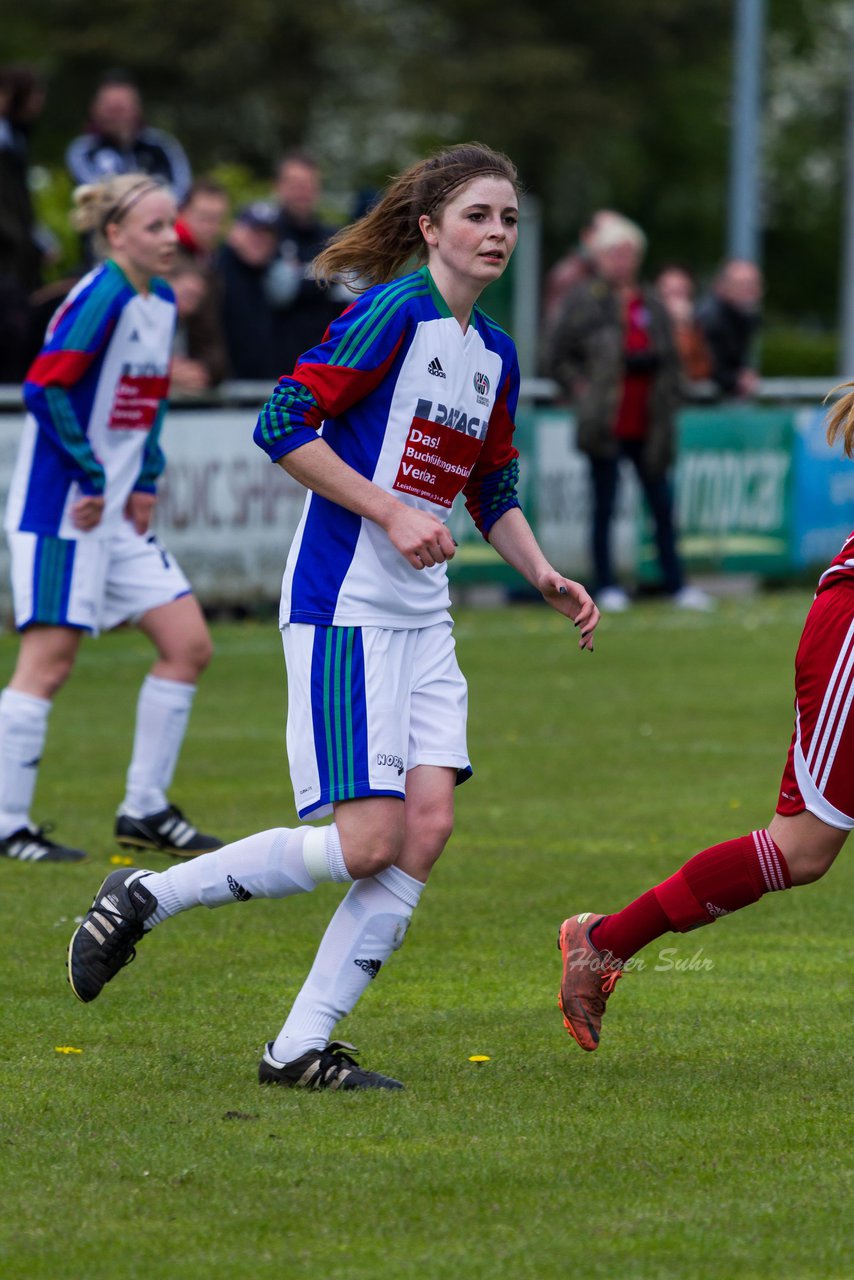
[{"left": 0, "top": 595, "right": 851, "bottom": 1279}]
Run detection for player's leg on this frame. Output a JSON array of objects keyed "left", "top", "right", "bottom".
[
  {"left": 104, "top": 525, "right": 218, "bottom": 855},
  {"left": 260, "top": 766, "right": 455, "bottom": 1090},
  {"left": 260, "top": 622, "right": 467, "bottom": 1090},
  {"left": 558, "top": 584, "right": 854, "bottom": 1050},
  {"left": 67, "top": 621, "right": 408, "bottom": 1003},
  {"left": 0, "top": 531, "right": 97, "bottom": 863}
]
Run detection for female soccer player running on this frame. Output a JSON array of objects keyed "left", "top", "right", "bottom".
[
  {"left": 68, "top": 142, "right": 600, "bottom": 1090},
  {"left": 557, "top": 386, "right": 854, "bottom": 1050},
  {"left": 1, "top": 175, "right": 220, "bottom": 863}
]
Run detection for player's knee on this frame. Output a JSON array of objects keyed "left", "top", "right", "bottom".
[
  {"left": 178, "top": 630, "right": 213, "bottom": 677},
  {"left": 786, "top": 843, "right": 839, "bottom": 885},
  {"left": 35, "top": 653, "right": 75, "bottom": 698},
  {"left": 344, "top": 829, "right": 405, "bottom": 879}
]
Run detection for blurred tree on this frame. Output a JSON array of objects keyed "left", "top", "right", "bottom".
[{"left": 4, "top": 0, "right": 851, "bottom": 329}]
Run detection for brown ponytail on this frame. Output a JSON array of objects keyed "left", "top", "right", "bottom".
[
  {"left": 314, "top": 142, "right": 519, "bottom": 290},
  {"left": 825, "top": 382, "right": 854, "bottom": 458}
]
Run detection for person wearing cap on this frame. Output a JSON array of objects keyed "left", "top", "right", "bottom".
[
  {"left": 267, "top": 152, "right": 347, "bottom": 375},
  {"left": 214, "top": 202, "right": 281, "bottom": 380},
  {"left": 547, "top": 213, "right": 712, "bottom": 612}
]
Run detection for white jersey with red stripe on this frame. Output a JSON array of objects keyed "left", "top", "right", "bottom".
[
  {"left": 7, "top": 260, "right": 175, "bottom": 541},
  {"left": 254, "top": 267, "right": 522, "bottom": 629}
]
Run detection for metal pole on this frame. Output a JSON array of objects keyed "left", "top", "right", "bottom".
[
  {"left": 727, "top": 0, "right": 765, "bottom": 263},
  {"left": 839, "top": 11, "right": 854, "bottom": 376},
  {"left": 512, "top": 193, "right": 541, "bottom": 380}
]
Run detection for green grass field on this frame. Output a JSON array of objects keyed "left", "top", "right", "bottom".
[{"left": 0, "top": 595, "right": 851, "bottom": 1279}]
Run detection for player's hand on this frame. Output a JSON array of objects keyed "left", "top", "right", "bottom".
[
  {"left": 539, "top": 573, "right": 600, "bottom": 651},
  {"left": 70, "top": 495, "right": 105, "bottom": 531},
  {"left": 125, "top": 492, "right": 156, "bottom": 535},
  {"left": 384, "top": 505, "right": 457, "bottom": 570}
]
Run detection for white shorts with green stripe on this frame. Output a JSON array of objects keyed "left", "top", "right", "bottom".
[
  {"left": 8, "top": 519, "right": 191, "bottom": 635},
  {"left": 283, "top": 620, "right": 472, "bottom": 820}
]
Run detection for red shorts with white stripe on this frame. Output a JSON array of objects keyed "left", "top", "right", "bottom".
[{"left": 777, "top": 583, "right": 854, "bottom": 829}]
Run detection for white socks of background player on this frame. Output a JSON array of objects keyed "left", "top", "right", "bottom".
[
  {"left": 270, "top": 864, "right": 424, "bottom": 1063},
  {"left": 0, "top": 688, "right": 50, "bottom": 837},
  {"left": 139, "top": 824, "right": 351, "bottom": 923},
  {"left": 121, "top": 675, "right": 195, "bottom": 818}
]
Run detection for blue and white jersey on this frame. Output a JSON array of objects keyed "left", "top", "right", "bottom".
[
  {"left": 8, "top": 260, "right": 175, "bottom": 541},
  {"left": 254, "top": 267, "right": 521, "bottom": 629}
]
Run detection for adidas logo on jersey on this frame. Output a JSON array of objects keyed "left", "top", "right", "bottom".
[
  {"left": 129, "top": 329, "right": 141, "bottom": 342},
  {"left": 354, "top": 957, "right": 383, "bottom": 979},
  {"left": 427, "top": 357, "right": 446, "bottom": 378}
]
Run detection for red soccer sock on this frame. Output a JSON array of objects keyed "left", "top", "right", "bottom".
[{"left": 592, "top": 830, "right": 792, "bottom": 963}]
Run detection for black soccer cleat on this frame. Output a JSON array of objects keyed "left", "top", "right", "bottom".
[
  {"left": 115, "top": 804, "right": 222, "bottom": 858},
  {"left": 0, "top": 824, "right": 87, "bottom": 863},
  {"left": 258, "top": 1040, "right": 404, "bottom": 1091},
  {"left": 67, "top": 868, "right": 156, "bottom": 1002}
]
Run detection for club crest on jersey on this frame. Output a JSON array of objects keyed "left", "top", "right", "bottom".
[{"left": 473, "top": 371, "right": 490, "bottom": 405}]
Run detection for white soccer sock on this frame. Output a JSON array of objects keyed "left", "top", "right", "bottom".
[
  {"left": 270, "top": 864, "right": 424, "bottom": 1064},
  {"left": 139, "top": 823, "right": 350, "bottom": 925},
  {"left": 122, "top": 675, "right": 195, "bottom": 817},
  {"left": 0, "top": 688, "right": 51, "bottom": 837}
]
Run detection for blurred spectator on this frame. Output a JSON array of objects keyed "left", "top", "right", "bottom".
[
  {"left": 267, "top": 150, "right": 346, "bottom": 374},
  {"left": 0, "top": 65, "right": 46, "bottom": 380},
  {"left": 168, "top": 257, "right": 228, "bottom": 393},
  {"left": 175, "top": 178, "right": 230, "bottom": 267},
  {"left": 547, "top": 213, "right": 712, "bottom": 612},
  {"left": 215, "top": 203, "right": 280, "bottom": 380},
  {"left": 66, "top": 72, "right": 191, "bottom": 203},
  {"left": 654, "top": 264, "right": 714, "bottom": 391},
  {"left": 170, "top": 178, "right": 230, "bottom": 391},
  {"left": 541, "top": 210, "right": 621, "bottom": 345},
  {"left": 697, "top": 258, "right": 763, "bottom": 398}
]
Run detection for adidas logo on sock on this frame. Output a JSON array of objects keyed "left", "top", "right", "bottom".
[
  {"left": 427, "top": 357, "right": 446, "bottom": 378},
  {"left": 354, "top": 957, "right": 383, "bottom": 979},
  {"left": 227, "top": 874, "right": 253, "bottom": 902}
]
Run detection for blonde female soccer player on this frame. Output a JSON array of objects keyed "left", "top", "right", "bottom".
[
  {"left": 69, "top": 143, "right": 599, "bottom": 1090},
  {"left": 1, "top": 175, "right": 220, "bottom": 863}
]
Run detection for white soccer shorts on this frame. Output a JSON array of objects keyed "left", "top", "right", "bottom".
[
  {"left": 8, "top": 519, "right": 191, "bottom": 635},
  {"left": 283, "top": 619, "right": 472, "bottom": 820}
]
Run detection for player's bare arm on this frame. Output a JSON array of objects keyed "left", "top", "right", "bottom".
[
  {"left": 487, "top": 505, "right": 599, "bottom": 649},
  {"left": 277, "top": 436, "right": 457, "bottom": 570}
]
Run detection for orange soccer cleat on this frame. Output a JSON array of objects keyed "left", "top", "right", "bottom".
[{"left": 557, "top": 912, "right": 624, "bottom": 1051}]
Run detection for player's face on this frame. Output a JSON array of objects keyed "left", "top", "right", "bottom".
[
  {"left": 107, "top": 189, "right": 178, "bottom": 290},
  {"left": 420, "top": 176, "right": 518, "bottom": 295}
]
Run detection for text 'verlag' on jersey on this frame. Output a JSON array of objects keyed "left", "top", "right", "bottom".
[
  {"left": 392, "top": 417, "right": 481, "bottom": 508},
  {"left": 108, "top": 371, "right": 169, "bottom": 431}
]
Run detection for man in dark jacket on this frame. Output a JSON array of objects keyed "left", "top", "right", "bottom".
[
  {"left": 215, "top": 203, "right": 281, "bottom": 381},
  {"left": 66, "top": 73, "right": 191, "bottom": 202},
  {"left": 697, "top": 259, "right": 763, "bottom": 398},
  {"left": 267, "top": 151, "right": 347, "bottom": 375}
]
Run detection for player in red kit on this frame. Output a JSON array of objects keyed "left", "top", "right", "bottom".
[{"left": 557, "top": 383, "right": 854, "bottom": 1051}]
